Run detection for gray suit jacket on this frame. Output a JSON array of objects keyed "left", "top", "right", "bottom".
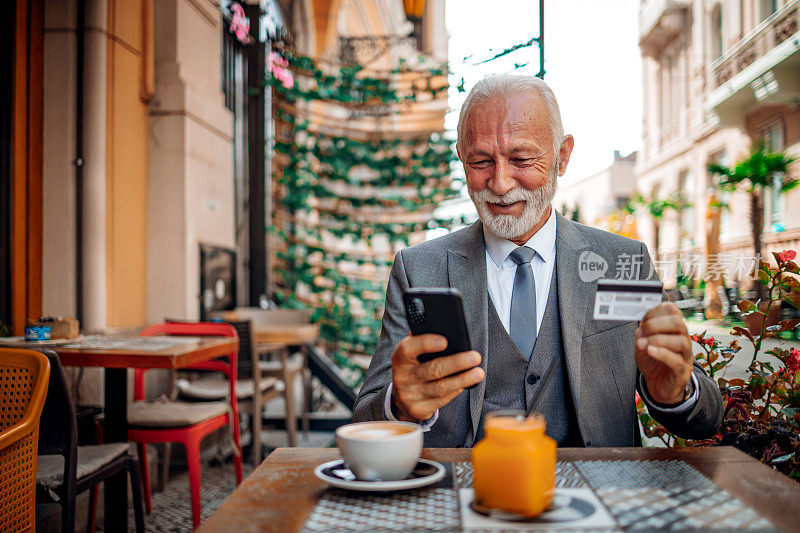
[{"left": 354, "top": 213, "right": 724, "bottom": 447}]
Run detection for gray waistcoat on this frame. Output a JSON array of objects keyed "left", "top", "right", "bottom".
[{"left": 474, "top": 266, "right": 582, "bottom": 446}]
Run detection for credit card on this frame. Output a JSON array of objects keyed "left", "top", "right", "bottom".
[{"left": 593, "top": 279, "right": 664, "bottom": 321}]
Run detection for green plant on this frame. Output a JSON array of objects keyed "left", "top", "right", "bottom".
[
  {"left": 707, "top": 143, "right": 797, "bottom": 299},
  {"left": 631, "top": 191, "right": 692, "bottom": 261},
  {"left": 268, "top": 51, "right": 459, "bottom": 386},
  {"left": 638, "top": 249, "right": 800, "bottom": 480},
  {"left": 0, "top": 321, "right": 10, "bottom": 337}
]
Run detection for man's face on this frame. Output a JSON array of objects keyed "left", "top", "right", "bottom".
[{"left": 459, "top": 92, "right": 571, "bottom": 240}]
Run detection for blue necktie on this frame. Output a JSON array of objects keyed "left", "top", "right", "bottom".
[{"left": 509, "top": 246, "right": 537, "bottom": 359}]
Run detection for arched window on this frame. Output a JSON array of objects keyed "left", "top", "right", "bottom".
[{"left": 711, "top": 4, "right": 723, "bottom": 60}]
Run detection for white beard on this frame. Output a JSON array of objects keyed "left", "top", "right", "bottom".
[{"left": 468, "top": 163, "right": 558, "bottom": 240}]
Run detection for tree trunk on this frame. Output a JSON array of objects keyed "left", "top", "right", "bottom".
[
  {"left": 750, "top": 191, "right": 766, "bottom": 300},
  {"left": 652, "top": 218, "right": 660, "bottom": 263}
]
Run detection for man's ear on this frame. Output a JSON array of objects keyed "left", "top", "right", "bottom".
[{"left": 557, "top": 134, "right": 575, "bottom": 176}]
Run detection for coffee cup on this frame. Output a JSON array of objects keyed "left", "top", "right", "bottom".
[{"left": 335, "top": 421, "right": 423, "bottom": 481}]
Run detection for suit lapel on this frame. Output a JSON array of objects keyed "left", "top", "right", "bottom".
[
  {"left": 555, "top": 212, "right": 591, "bottom": 412},
  {"left": 447, "top": 221, "right": 489, "bottom": 444}
]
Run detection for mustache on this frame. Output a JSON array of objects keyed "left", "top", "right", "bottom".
[{"left": 471, "top": 187, "right": 538, "bottom": 205}]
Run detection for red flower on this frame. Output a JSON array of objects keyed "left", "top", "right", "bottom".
[
  {"left": 691, "top": 334, "right": 701, "bottom": 343},
  {"left": 778, "top": 250, "right": 797, "bottom": 263},
  {"left": 704, "top": 337, "right": 715, "bottom": 347},
  {"left": 787, "top": 348, "right": 800, "bottom": 373}
]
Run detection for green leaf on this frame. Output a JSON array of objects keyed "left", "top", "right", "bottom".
[
  {"left": 780, "top": 319, "right": 800, "bottom": 332},
  {"left": 783, "top": 276, "right": 800, "bottom": 308},
  {"left": 737, "top": 300, "right": 756, "bottom": 313},
  {"left": 731, "top": 326, "right": 755, "bottom": 343},
  {"left": 771, "top": 453, "right": 795, "bottom": 464}
]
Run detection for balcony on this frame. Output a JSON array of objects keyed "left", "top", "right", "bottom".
[
  {"left": 639, "top": 0, "right": 691, "bottom": 55},
  {"left": 706, "top": 1, "right": 800, "bottom": 124}
]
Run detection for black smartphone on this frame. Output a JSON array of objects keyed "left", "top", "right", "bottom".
[{"left": 403, "top": 288, "right": 472, "bottom": 363}]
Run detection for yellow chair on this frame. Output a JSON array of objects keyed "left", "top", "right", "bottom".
[{"left": 0, "top": 348, "right": 51, "bottom": 533}]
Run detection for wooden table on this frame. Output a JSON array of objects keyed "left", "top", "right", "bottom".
[
  {"left": 53, "top": 336, "right": 239, "bottom": 531},
  {"left": 200, "top": 447, "right": 800, "bottom": 532},
  {"left": 252, "top": 323, "right": 319, "bottom": 346}
]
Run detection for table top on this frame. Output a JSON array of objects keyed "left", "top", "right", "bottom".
[
  {"left": 51, "top": 336, "right": 239, "bottom": 369},
  {"left": 199, "top": 447, "right": 800, "bottom": 533},
  {"left": 253, "top": 323, "right": 319, "bottom": 346},
  {"left": 220, "top": 309, "right": 319, "bottom": 345}
]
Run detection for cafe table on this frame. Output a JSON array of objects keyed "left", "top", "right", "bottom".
[
  {"left": 199, "top": 446, "right": 800, "bottom": 532},
  {"left": 51, "top": 335, "right": 239, "bottom": 531}
]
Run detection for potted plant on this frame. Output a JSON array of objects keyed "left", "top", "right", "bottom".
[{"left": 638, "top": 250, "right": 800, "bottom": 480}]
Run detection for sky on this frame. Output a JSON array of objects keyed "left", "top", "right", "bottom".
[{"left": 444, "top": 0, "right": 643, "bottom": 185}]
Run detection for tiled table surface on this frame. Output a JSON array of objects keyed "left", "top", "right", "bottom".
[{"left": 200, "top": 447, "right": 800, "bottom": 532}]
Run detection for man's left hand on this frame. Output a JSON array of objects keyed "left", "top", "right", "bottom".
[{"left": 635, "top": 302, "right": 693, "bottom": 405}]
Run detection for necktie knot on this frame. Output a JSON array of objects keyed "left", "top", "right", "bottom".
[{"left": 509, "top": 246, "right": 536, "bottom": 266}]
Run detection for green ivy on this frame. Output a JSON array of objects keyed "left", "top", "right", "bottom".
[{"left": 269, "top": 52, "right": 463, "bottom": 384}]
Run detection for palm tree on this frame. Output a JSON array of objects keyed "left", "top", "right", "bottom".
[
  {"left": 632, "top": 191, "right": 692, "bottom": 263},
  {"left": 707, "top": 143, "right": 797, "bottom": 299}
]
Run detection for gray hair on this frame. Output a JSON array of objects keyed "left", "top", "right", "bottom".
[{"left": 456, "top": 75, "right": 565, "bottom": 158}]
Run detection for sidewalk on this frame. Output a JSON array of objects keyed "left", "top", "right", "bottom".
[{"left": 685, "top": 318, "right": 799, "bottom": 381}]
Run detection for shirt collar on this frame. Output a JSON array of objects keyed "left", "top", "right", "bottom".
[{"left": 483, "top": 205, "right": 557, "bottom": 268}]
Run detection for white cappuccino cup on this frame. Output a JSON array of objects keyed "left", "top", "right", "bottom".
[{"left": 336, "top": 421, "right": 423, "bottom": 481}]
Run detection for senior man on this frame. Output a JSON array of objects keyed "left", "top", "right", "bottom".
[{"left": 353, "top": 75, "right": 723, "bottom": 447}]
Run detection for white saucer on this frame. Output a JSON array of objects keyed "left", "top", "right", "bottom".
[{"left": 314, "top": 458, "right": 445, "bottom": 492}]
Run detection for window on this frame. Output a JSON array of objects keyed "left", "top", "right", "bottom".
[
  {"left": 711, "top": 5, "right": 723, "bottom": 60},
  {"left": 678, "top": 170, "right": 695, "bottom": 249},
  {"left": 764, "top": 122, "right": 785, "bottom": 230},
  {"left": 659, "top": 54, "right": 678, "bottom": 144},
  {"left": 707, "top": 149, "right": 729, "bottom": 237}
]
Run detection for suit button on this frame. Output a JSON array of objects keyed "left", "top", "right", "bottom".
[{"left": 526, "top": 375, "right": 539, "bottom": 385}]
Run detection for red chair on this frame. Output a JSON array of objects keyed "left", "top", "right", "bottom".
[{"left": 127, "top": 322, "right": 243, "bottom": 529}]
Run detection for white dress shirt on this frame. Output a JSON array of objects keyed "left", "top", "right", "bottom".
[
  {"left": 385, "top": 205, "right": 697, "bottom": 428},
  {"left": 484, "top": 205, "right": 557, "bottom": 336}
]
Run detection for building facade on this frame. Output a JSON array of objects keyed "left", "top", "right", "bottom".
[
  {"left": 637, "top": 0, "right": 800, "bottom": 286},
  {"left": 555, "top": 150, "right": 638, "bottom": 228}
]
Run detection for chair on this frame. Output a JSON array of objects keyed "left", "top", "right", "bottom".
[
  {"left": 256, "top": 342, "right": 305, "bottom": 447},
  {"left": 35, "top": 349, "right": 145, "bottom": 533},
  {"left": 226, "top": 308, "right": 314, "bottom": 445},
  {"left": 176, "top": 320, "right": 282, "bottom": 464},
  {"left": 0, "top": 348, "right": 50, "bottom": 532},
  {"left": 128, "top": 322, "right": 243, "bottom": 529}
]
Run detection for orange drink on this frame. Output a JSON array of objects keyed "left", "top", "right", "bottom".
[{"left": 472, "top": 412, "right": 556, "bottom": 517}]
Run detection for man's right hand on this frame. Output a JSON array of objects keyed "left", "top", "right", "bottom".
[{"left": 390, "top": 334, "right": 484, "bottom": 422}]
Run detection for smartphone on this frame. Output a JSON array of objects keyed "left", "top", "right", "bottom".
[{"left": 403, "top": 288, "right": 472, "bottom": 363}]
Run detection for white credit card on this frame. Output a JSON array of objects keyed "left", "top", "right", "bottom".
[{"left": 593, "top": 279, "right": 663, "bottom": 321}]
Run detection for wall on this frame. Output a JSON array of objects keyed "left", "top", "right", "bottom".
[
  {"left": 147, "top": 0, "right": 234, "bottom": 323},
  {"left": 106, "top": 0, "right": 149, "bottom": 327},
  {"left": 41, "top": 0, "right": 77, "bottom": 317}
]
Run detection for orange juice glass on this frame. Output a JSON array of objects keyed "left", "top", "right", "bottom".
[{"left": 472, "top": 411, "right": 556, "bottom": 517}]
